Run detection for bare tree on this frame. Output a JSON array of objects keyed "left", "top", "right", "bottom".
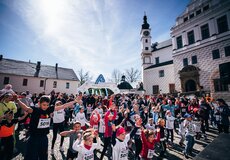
[
  {"left": 125, "top": 67, "right": 141, "bottom": 83},
  {"left": 78, "top": 68, "right": 93, "bottom": 85},
  {"left": 111, "top": 69, "right": 122, "bottom": 84}
]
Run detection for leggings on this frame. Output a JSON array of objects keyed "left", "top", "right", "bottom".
[
  {"left": 166, "top": 129, "right": 174, "bottom": 143},
  {"left": 100, "top": 137, "right": 111, "bottom": 160},
  {"left": 160, "top": 140, "right": 166, "bottom": 156},
  {"left": 51, "top": 122, "right": 65, "bottom": 149},
  {"left": 134, "top": 138, "right": 142, "bottom": 160},
  {"left": 0, "top": 135, "right": 14, "bottom": 160}
]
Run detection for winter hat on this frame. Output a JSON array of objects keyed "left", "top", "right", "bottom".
[
  {"left": 116, "top": 127, "right": 126, "bottom": 137},
  {"left": 184, "top": 113, "right": 192, "bottom": 118}
]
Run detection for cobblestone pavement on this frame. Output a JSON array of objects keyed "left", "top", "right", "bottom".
[{"left": 12, "top": 126, "right": 219, "bottom": 160}]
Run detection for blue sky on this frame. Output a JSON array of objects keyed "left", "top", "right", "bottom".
[{"left": 0, "top": 0, "right": 190, "bottom": 80}]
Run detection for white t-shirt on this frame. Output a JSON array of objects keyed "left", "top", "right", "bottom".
[
  {"left": 166, "top": 115, "right": 175, "bottom": 129},
  {"left": 53, "top": 109, "right": 65, "bottom": 123},
  {"left": 94, "top": 108, "right": 103, "bottom": 117},
  {"left": 74, "top": 112, "right": 87, "bottom": 126},
  {"left": 72, "top": 138, "right": 102, "bottom": 160},
  {"left": 112, "top": 134, "right": 130, "bottom": 160}
]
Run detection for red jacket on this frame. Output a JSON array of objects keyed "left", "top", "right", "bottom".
[
  {"left": 90, "top": 111, "right": 100, "bottom": 132},
  {"left": 140, "top": 130, "right": 160, "bottom": 159},
  {"left": 104, "top": 109, "right": 117, "bottom": 137}
]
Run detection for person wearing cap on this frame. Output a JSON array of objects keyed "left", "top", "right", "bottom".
[
  {"left": 215, "top": 99, "right": 230, "bottom": 133},
  {"left": 112, "top": 126, "right": 129, "bottom": 160},
  {"left": 60, "top": 121, "right": 82, "bottom": 160},
  {"left": 183, "top": 113, "right": 195, "bottom": 158},
  {"left": 0, "top": 92, "right": 17, "bottom": 117},
  {"left": 0, "top": 110, "right": 28, "bottom": 160},
  {"left": 99, "top": 101, "right": 117, "bottom": 160}
]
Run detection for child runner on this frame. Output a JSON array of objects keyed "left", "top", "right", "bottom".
[
  {"left": 89, "top": 110, "right": 100, "bottom": 133},
  {"left": 15, "top": 95, "right": 80, "bottom": 160},
  {"left": 145, "top": 118, "right": 155, "bottom": 131},
  {"left": 72, "top": 129, "right": 102, "bottom": 160},
  {"left": 74, "top": 106, "right": 89, "bottom": 131},
  {"left": 140, "top": 128, "right": 161, "bottom": 160},
  {"left": 183, "top": 113, "right": 196, "bottom": 159},
  {"left": 51, "top": 100, "right": 75, "bottom": 154},
  {"left": 156, "top": 118, "right": 167, "bottom": 158},
  {"left": 99, "top": 101, "right": 117, "bottom": 160},
  {"left": 0, "top": 110, "right": 27, "bottom": 160},
  {"left": 60, "top": 121, "right": 82, "bottom": 160},
  {"left": 165, "top": 110, "right": 175, "bottom": 146}
]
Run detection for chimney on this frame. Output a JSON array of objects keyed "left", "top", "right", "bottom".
[
  {"left": 0, "top": 55, "right": 3, "bottom": 61},
  {"left": 55, "top": 63, "right": 58, "bottom": 71},
  {"left": 36, "top": 61, "right": 41, "bottom": 71}
]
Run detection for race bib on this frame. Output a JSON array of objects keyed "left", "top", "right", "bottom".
[
  {"left": 93, "top": 125, "right": 98, "bottom": 131},
  {"left": 119, "top": 149, "right": 128, "bottom": 159},
  {"left": 147, "top": 149, "right": 155, "bottom": 158},
  {"left": 84, "top": 152, "right": 94, "bottom": 160},
  {"left": 127, "top": 121, "right": 132, "bottom": 127},
  {"left": 37, "top": 118, "right": 51, "bottom": 128}
]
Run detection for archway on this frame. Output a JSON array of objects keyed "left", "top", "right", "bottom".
[
  {"left": 185, "top": 79, "right": 196, "bottom": 92},
  {"left": 179, "top": 65, "right": 200, "bottom": 93}
]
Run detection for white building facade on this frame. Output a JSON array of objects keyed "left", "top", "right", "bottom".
[
  {"left": 171, "top": 0, "right": 230, "bottom": 101},
  {"left": 0, "top": 56, "right": 80, "bottom": 95},
  {"left": 141, "top": 0, "right": 230, "bottom": 101},
  {"left": 141, "top": 15, "right": 175, "bottom": 95}
]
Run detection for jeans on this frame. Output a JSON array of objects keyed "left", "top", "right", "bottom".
[{"left": 184, "top": 134, "right": 195, "bottom": 155}]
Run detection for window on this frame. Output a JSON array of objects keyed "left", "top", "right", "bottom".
[
  {"left": 196, "top": 9, "right": 201, "bottom": 15},
  {"left": 159, "top": 70, "right": 164, "bottom": 77},
  {"left": 212, "top": 49, "right": 220, "bottom": 59},
  {"left": 184, "top": 17, "right": 188, "bottom": 22},
  {"left": 66, "top": 82, "right": 70, "bottom": 89},
  {"left": 145, "top": 47, "right": 149, "bottom": 50},
  {"left": 213, "top": 79, "right": 228, "bottom": 92},
  {"left": 201, "top": 24, "right": 210, "bottom": 40},
  {"left": 217, "top": 15, "right": 229, "bottom": 34},
  {"left": 176, "top": 36, "right": 183, "bottom": 49},
  {"left": 40, "top": 80, "right": 44, "bottom": 87},
  {"left": 152, "top": 85, "right": 159, "bottom": 94},
  {"left": 189, "top": 13, "right": 194, "bottom": 19},
  {"left": 144, "top": 57, "right": 151, "bottom": 63},
  {"left": 192, "top": 55, "right": 197, "bottom": 64},
  {"left": 183, "top": 58, "right": 188, "bottom": 66},
  {"left": 224, "top": 46, "right": 230, "bottom": 57},
  {"left": 3, "top": 77, "right": 9, "bottom": 85},
  {"left": 187, "top": 30, "right": 195, "bottom": 45},
  {"left": 145, "top": 39, "right": 148, "bottom": 43},
  {"left": 23, "top": 79, "right": 28, "bottom": 86},
  {"left": 53, "top": 81, "right": 57, "bottom": 88},
  {"left": 155, "top": 57, "right": 159, "bottom": 64},
  {"left": 203, "top": 5, "right": 209, "bottom": 11}
]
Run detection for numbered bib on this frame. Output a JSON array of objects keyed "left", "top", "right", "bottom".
[
  {"left": 93, "top": 125, "right": 98, "bottom": 131},
  {"left": 37, "top": 118, "right": 51, "bottom": 129},
  {"left": 119, "top": 149, "right": 128, "bottom": 159},
  {"left": 84, "top": 152, "right": 94, "bottom": 160},
  {"left": 127, "top": 121, "right": 132, "bottom": 127},
  {"left": 147, "top": 149, "right": 155, "bottom": 158}
]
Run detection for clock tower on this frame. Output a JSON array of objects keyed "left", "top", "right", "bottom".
[{"left": 141, "top": 13, "right": 152, "bottom": 70}]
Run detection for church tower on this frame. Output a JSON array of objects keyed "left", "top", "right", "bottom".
[{"left": 140, "top": 13, "right": 152, "bottom": 70}]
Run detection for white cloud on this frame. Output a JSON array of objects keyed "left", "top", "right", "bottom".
[{"left": 10, "top": 0, "right": 141, "bottom": 80}]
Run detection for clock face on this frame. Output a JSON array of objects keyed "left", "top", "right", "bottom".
[{"left": 143, "top": 31, "right": 150, "bottom": 36}]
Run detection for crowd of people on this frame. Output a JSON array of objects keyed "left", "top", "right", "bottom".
[{"left": 0, "top": 84, "right": 229, "bottom": 160}]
